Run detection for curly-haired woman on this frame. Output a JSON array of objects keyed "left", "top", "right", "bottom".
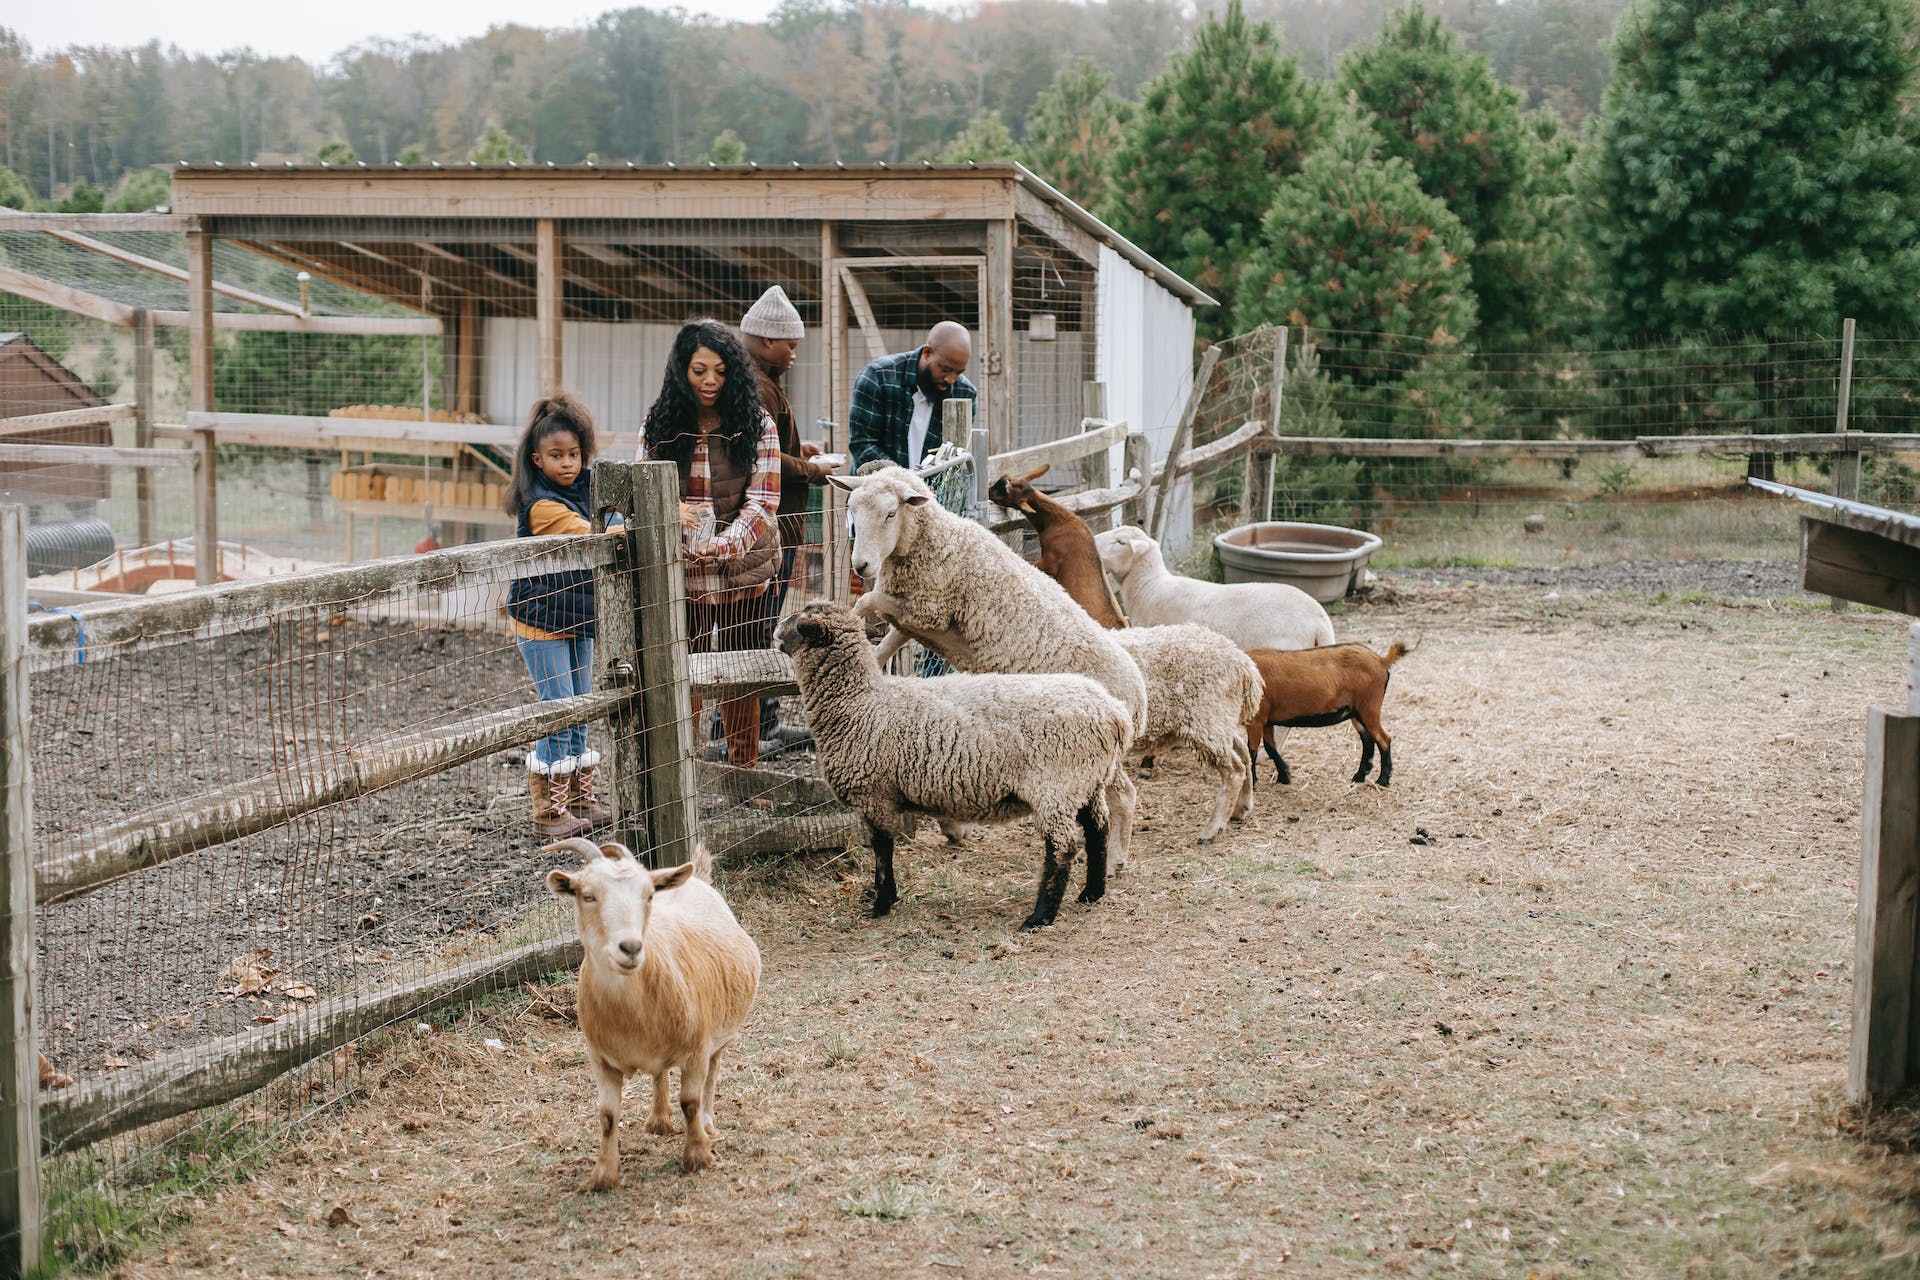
[{"left": 639, "top": 318, "right": 781, "bottom": 769}]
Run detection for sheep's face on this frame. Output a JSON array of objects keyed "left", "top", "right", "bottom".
[
  {"left": 986, "top": 464, "right": 1050, "bottom": 513},
  {"left": 545, "top": 839, "right": 695, "bottom": 975},
  {"left": 829, "top": 468, "right": 933, "bottom": 583},
  {"left": 1095, "top": 526, "right": 1156, "bottom": 583},
  {"left": 775, "top": 603, "right": 864, "bottom": 668}
]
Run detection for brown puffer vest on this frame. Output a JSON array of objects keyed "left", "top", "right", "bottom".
[{"left": 678, "top": 427, "right": 777, "bottom": 595}]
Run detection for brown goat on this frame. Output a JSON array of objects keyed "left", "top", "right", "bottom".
[
  {"left": 987, "top": 465, "right": 1128, "bottom": 629},
  {"left": 1247, "top": 641, "right": 1412, "bottom": 787}
]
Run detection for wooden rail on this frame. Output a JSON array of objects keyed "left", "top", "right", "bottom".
[
  {"left": 0, "top": 403, "right": 137, "bottom": 435},
  {"left": 1266, "top": 431, "right": 1920, "bottom": 460},
  {"left": 0, "top": 442, "right": 194, "bottom": 470}
]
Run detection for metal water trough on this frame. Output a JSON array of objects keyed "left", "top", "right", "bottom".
[{"left": 1213, "top": 521, "right": 1382, "bottom": 603}]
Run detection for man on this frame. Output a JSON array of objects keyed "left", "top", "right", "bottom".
[
  {"left": 847, "top": 321, "right": 978, "bottom": 472},
  {"left": 739, "top": 284, "right": 832, "bottom": 750}
]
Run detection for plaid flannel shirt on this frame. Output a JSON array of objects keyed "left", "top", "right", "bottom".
[
  {"left": 848, "top": 348, "right": 979, "bottom": 472},
  {"left": 642, "top": 415, "right": 782, "bottom": 603}
]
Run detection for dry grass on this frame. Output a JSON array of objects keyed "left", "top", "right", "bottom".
[{"left": 108, "top": 584, "right": 1920, "bottom": 1279}]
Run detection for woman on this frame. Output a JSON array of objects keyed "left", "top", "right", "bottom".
[{"left": 640, "top": 319, "right": 781, "bottom": 769}]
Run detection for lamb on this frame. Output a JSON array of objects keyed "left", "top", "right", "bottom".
[
  {"left": 776, "top": 602, "right": 1134, "bottom": 929},
  {"left": 1112, "top": 624, "right": 1261, "bottom": 841},
  {"left": 990, "top": 472, "right": 1260, "bottom": 841},
  {"left": 987, "top": 466, "right": 1127, "bottom": 628},
  {"left": 1246, "top": 641, "right": 1412, "bottom": 787},
  {"left": 1095, "top": 525, "right": 1336, "bottom": 651},
  {"left": 545, "top": 837, "right": 760, "bottom": 1185},
  {"left": 830, "top": 466, "right": 1147, "bottom": 860}
]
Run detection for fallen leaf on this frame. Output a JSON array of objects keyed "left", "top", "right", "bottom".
[
  {"left": 283, "top": 984, "right": 317, "bottom": 1001},
  {"left": 327, "top": 1205, "right": 355, "bottom": 1228},
  {"left": 101, "top": 1054, "right": 131, "bottom": 1069},
  {"left": 276, "top": 1222, "right": 298, "bottom": 1238}
]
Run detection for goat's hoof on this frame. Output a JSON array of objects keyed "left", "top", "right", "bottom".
[
  {"left": 870, "top": 898, "right": 897, "bottom": 918},
  {"left": 1019, "top": 914, "right": 1052, "bottom": 932},
  {"left": 682, "top": 1146, "right": 713, "bottom": 1174},
  {"left": 1196, "top": 834, "right": 1216, "bottom": 846},
  {"left": 585, "top": 1168, "right": 622, "bottom": 1193},
  {"left": 644, "top": 1117, "right": 675, "bottom": 1136},
  {"left": 1076, "top": 886, "right": 1105, "bottom": 905}
]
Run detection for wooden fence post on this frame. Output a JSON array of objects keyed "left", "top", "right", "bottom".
[
  {"left": 0, "top": 506, "right": 44, "bottom": 1275},
  {"left": 1082, "top": 381, "right": 1113, "bottom": 512},
  {"left": 1832, "top": 319, "right": 1860, "bottom": 613},
  {"left": 631, "top": 462, "right": 695, "bottom": 869},
  {"left": 132, "top": 309, "right": 155, "bottom": 547},
  {"left": 1248, "top": 327, "right": 1288, "bottom": 526},
  {"left": 591, "top": 462, "right": 647, "bottom": 853},
  {"left": 1150, "top": 344, "right": 1221, "bottom": 543},
  {"left": 1122, "top": 432, "right": 1152, "bottom": 529},
  {"left": 1849, "top": 621, "right": 1920, "bottom": 1104}
]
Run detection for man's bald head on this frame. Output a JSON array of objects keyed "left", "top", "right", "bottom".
[{"left": 919, "top": 322, "right": 972, "bottom": 395}]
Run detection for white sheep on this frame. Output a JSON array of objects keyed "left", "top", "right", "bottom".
[
  {"left": 1113, "top": 624, "right": 1261, "bottom": 843},
  {"left": 776, "top": 602, "right": 1134, "bottom": 929},
  {"left": 1095, "top": 524, "right": 1336, "bottom": 651},
  {"left": 544, "top": 837, "right": 760, "bottom": 1185},
  {"left": 830, "top": 466, "right": 1147, "bottom": 860}
]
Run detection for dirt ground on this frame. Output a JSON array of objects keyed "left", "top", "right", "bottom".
[{"left": 106, "top": 581, "right": 1920, "bottom": 1279}]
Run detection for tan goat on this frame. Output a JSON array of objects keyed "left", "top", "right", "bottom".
[{"left": 545, "top": 838, "right": 760, "bottom": 1186}]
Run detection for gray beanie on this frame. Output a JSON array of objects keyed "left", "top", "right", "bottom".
[{"left": 741, "top": 285, "right": 804, "bottom": 340}]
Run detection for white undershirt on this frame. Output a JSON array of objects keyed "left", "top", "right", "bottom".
[{"left": 907, "top": 389, "right": 934, "bottom": 469}]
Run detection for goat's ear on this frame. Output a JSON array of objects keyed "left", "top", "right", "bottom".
[
  {"left": 903, "top": 493, "right": 931, "bottom": 507},
  {"left": 546, "top": 869, "right": 577, "bottom": 897},
  {"left": 652, "top": 862, "right": 696, "bottom": 892},
  {"left": 1021, "top": 464, "right": 1050, "bottom": 483},
  {"left": 597, "top": 841, "right": 633, "bottom": 861}
]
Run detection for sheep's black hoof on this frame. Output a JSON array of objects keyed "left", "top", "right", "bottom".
[
  {"left": 1352, "top": 770, "right": 1371, "bottom": 784},
  {"left": 870, "top": 895, "right": 897, "bottom": 918},
  {"left": 1019, "top": 913, "right": 1053, "bottom": 931},
  {"left": 1076, "top": 884, "right": 1105, "bottom": 905}
]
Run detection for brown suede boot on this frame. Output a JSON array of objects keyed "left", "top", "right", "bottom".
[
  {"left": 568, "top": 749, "right": 614, "bottom": 829},
  {"left": 530, "top": 767, "right": 590, "bottom": 841}
]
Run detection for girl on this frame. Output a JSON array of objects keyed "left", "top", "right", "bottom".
[
  {"left": 505, "top": 392, "right": 613, "bottom": 838},
  {"left": 639, "top": 319, "right": 781, "bottom": 769}
]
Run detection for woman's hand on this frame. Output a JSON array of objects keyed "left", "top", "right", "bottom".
[{"left": 685, "top": 537, "right": 730, "bottom": 563}]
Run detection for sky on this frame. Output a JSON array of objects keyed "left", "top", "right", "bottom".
[{"left": 16, "top": 0, "right": 791, "bottom": 61}]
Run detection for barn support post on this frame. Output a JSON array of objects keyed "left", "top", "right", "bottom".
[
  {"left": 591, "top": 462, "right": 647, "bottom": 854},
  {"left": 536, "top": 219, "right": 563, "bottom": 398},
  {"left": 1849, "top": 620, "right": 1920, "bottom": 1104},
  {"left": 630, "top": 461, "right": 695, "bottom": 869},
  {"left": 0, "top": 506, "right": 44, "bottom": 1276},
  {"left": 1082, "top": 381, "right": 1113, "bottom": 513},
  {"left": 821, "top": 221, "right": 850, "bottom": 606},
  {"left": 187, "top": 230, "right": 219, "bottom": 586},
  {"left": 132, "top": 309, "right": 155, "bottom": 546},
  {"left": 984, "top": 219, "right": 1016, "bottom": 456}
]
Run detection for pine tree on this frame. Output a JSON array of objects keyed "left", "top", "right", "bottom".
[
  {"left": 935, "top": 112, "right": 1020, "bottom": 164},
  {"left": 0, "top": 167, "right": 35, "bottom": 211},
  {"left": 467, "top": 122, "right": 529, "bottom": 166},
  {"left": 1021, "top": 58, "right": 1131, "bottom": 211},
  {"left": 1587, "top": 0, "right": 1920, "bottom": 338},
  {"left": 315, "top": 139, "right": 357, "bottom": 166},
  {"left": 1105, "top": 0, "right": 1325, "bottom": 335},
  {"left": 1339, "top": 5, "right": 1577, "bottom": 347}
]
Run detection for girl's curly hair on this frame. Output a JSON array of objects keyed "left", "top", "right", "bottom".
[
  {"left": 504, "top": 390, "right": 597, "bottom": 516},
  {"left": 641, "top": 319, "right": 766, "bottom": 472}
]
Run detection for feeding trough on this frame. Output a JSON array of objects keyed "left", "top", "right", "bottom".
[{"left": 1213, "top": 521, "right": 1383, "bottom": 603}]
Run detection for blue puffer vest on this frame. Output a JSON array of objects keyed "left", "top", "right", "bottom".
[{"left": 507, "top": 469, "right": 596, "bottom": 638}]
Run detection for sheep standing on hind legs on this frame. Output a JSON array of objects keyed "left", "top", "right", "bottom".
[
  {"left": 544, "top": 838, "right": 760, "bottom": 1185},
  {"left": 829, "top": 466, "right": 1147, "bottom": 868},
  {"left": 778, "top": 603, "right": 1133, "bottom": 928}
]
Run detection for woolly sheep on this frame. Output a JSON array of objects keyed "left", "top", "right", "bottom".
[
  {"left": 776, "top": 602, "right": 1133, "bottom": 930},
  {"left": 545, "top": 837, "right": 760, "bottom": 1185},
  {"left": 1095, "top": 525, "right": 1335, "bottom": 652},
  {"left": 830, "top": 466, "right": 1147, "bottom": 860},
  {"left": 1112, "top": 624, "right": 1261, "bottom": 843}
]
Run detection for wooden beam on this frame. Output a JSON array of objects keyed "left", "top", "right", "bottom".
[
  {"left": 134, "top": 310, "right": 156, "bottom": 544},
  {"left": 0, "top": 211, "right": 189, "bottom": 233},
  {"left": 0, "top": 262, "right": 134, "bottom": 327},
  {"left": 38, "top": 689, "right": 626, "bottom": 903},
  {"left": 185, "top": 411, "right": 518, "bottom": 450},
  {"left": 694, "top": 761, "right": 839, "bottom": 809},
  {"left": 984, "top": 219, "right": 1016, "bottom": 455},
  {"left": 838, "top": 266, "right": 887, "bottom": 363},
  {"left": 0, "top": 443, "right": 193, "bottom": 469},
  {"left": 43, "top": 228, "right": 303, "bottom": 315},
  {"left": 690, "top": 649, "right": 799, "bottom": 702},
  {"left": 0, "top": 505, "right": 44, "bottom": 1272},
  {"left": 456, "top": 297, "right": 480, "bottom": 416},
  {"left": 239, "top": 240, "right": 429, "bottom": 316},
  {"left": 823, "top": 221, "right": 850, "bottom": 605},
  {"left": 41, "top": 934, "right": 582, "bottom": 1152},
  {"left": 148, "top": 310, "right": 442, "bottom": 335},
  {"left": 706, "top": 811, "right": 864, "bottom": 863},
  {"left": 188, "top": 230, "right": 218, "bottom": 588},
  {"left": 0, "top": 403, "right": 136, "bottom": 434},
  {"left": 1850, "top": 675, "right": 1920, "bottom": 1102},
  {"left": 1802, "top": 518, "right": 1920, "bottom": 615},
  {"left": 537, "top": 219, "right": 563, "bottom": 396},
  {"left": 1156, "top": 419, "right": 1266, "bottom": 483},
  {"left": 987, "top": 418, "right": 1127, "bottom": 479}
]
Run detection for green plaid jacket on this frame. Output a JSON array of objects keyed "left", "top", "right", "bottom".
[{"left": 847, "top": 349, "right": 979, "bottom": 472}]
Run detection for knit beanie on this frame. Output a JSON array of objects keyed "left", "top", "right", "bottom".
[{"left": 741, "top": 285, "right": 804, "bottom": 340}]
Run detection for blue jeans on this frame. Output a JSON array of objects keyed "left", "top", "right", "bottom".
[{"left": 517, "top": 635, "right": 594, "bottom": 770}]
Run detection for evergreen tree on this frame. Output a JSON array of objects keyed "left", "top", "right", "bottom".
[
  {"left": 1340, "top": 5, "right": 1568, "bottom": 347},
  {"left": 935, "top": 112, "right": 1020, "bottom": 163},
  {"left": 103, "top": 168, "right": 170, "bottom": 212},
  {"left": 395, "top": 144, "right": 429, "bottom": 165},
  {"left": 467, "top": 122, "right": 529, "bottom": 166},
  {"left": 1587, "top": 0, "right": 1920, "bottom": 338},
  {"left": 1021, "top": 58, "right": 1130, "bottom": 211},
  {"left": 1105, "top": 0, "right": 1325, "bottom": 334},
  {"left": 316, "top": 139, "right": 358, "bottom": 165},
  {"left": 701, "top": 130, "right": 749, "bottom": 164},
  {"left": 0, "top": 167, "right": 35, "bottom": 211},
  {"left": 55, "top": 182, "right": 105, "bottom": 214}
]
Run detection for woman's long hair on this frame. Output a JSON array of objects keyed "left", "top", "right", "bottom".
[
  {"left": 503, "top": 391, "right": 598, "bottom": 516},
  {"left": 641, "top": 319, "right": 766, "bottom": 472}
]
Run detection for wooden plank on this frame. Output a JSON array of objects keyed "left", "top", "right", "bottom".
[
  {"left": 694, "top": 761, "right": 839, "bottom": 809},
  {"left": 984, "top": 219, "right": 1016, "bottom": 455},
  {"left": 690, "top": 649, "right": 799, "bottom": 701},
  {"left": 37, "top": 690, "right": 625, "bottom": 904},
  {"left": 26, "top": 536, "right": 617, "bottom": 669},
  {"left": 456, "top": 298, "right": 480, "bottom": 416},
  {"left": 1010, "top": 185, "right": 1101, "bottom": 266},
  {"left": 41, "top": 934, "right": 582, "bottom": 1152},
  {"left": 1802, "top": 519, "right": 1920, "bottom": 615},
  {"left": 0, "top": 403, "right": 135, "bottom": 433},
  {"left": 184, "top": 411, "right": 520, "bottom": 450},
  {"left": 593, "top": 464, "right": 647, "bottom": 852},
  {"left": 148, "top": 310, "right": 441, "bottom": 335},
  {"left": 823, "top": 222, "right": 850, "bottom": 605},
  {"left": 134, "top": 311, "right": 156, "bottom": 545},
  {"left": 0, "top": 507, "right": 44, "bottom": 1270},
  {"left": 0, "top": 262, "right": 134, "bottom": 328},
  {"left": 43, "top": 228, "right": 303, "bottom": 315},
  {"left": 1151, "top": 344, "right": 1220, "bottom": 542},
  {"left": 1850, "top": 700, "right": 1920, "bottom": 1102},
  {"left": 987, "top": 418, "right": 1127, "bottom": 479},
  {"left": 0, "top": 443, "right": 193, "bottom": 469},
  {"left": 632, "top": 462, "right": 696, "bottom": 868},
  {"left": 0, "top": 212, "right": 190, "bottom": 233},
  {"left": 706, "top": 811, "right": 864, "bottom": 863},
  {"left": 1122, "top": 431, "right": 1152, "bottom": 528},
  {"left": 537, "top": 220, "right": 563, "bottom": 396},
  {"left": 838, "top": 266, "right": 887, "bottom": 363},
  {"left": 1157, "top": 419, "right": 1266, "bottom": 482}
]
